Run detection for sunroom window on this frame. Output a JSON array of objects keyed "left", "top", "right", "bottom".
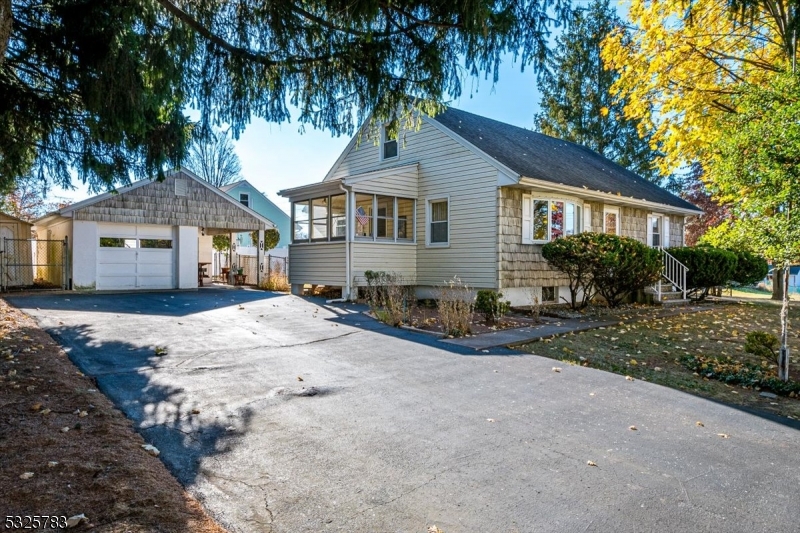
[
  {"left": 311, "top": 197, "right": 329, "bottom": 240},
  {"left": 293, "top": 201, "right": 309, "bottom": 241},
  {"left": 293, "top": 195, "right": 346, "bottom": 243},
  {"left": 330, "top": 194, "right": 347, "bottom": 238},
  {"left": 523, "top": 195, "right": 582, "bottom": 243},
  {"left": 355, "top": 194, "right": 374, "bottom": 238},
  {"left": 376, "top": 195, "right": 394, "bottom": 239}
]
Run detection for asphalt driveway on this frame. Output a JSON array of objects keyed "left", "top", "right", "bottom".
[{"left": 8, "top": 289, "right": 800, "bottom": 533}]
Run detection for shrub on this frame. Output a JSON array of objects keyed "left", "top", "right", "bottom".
[
  {"left": 744, "top": 330, "right": 779, "bottom": 358},
  {"left": 363, "top": 270, "right": 413, "bottom": 326},
  {"left": 436, "top": 276, "right": 475, "bottom": 337},
  {"left": 475, "top": 290, "right": 510, "bottom": 323},
  {"left": 589, "top": 234, "right": 662, "bottom": 307},
  {"left": 258, "top": 259, "right": 290, "bottom": 292},
  {"left": 541, "top": 233, "right": 598, "bottom": 310},
  {"left": 730, "top": 250, "right": 769, "bottom": 286},
  {"left": 680, "top": 353, "right": 800, "bottom": 396},
  {"left": 666, "top": 246, "right": 738, "bottom": 299},
  {"left": 543, "top": 233, "right": 661, "bottom": 309}
]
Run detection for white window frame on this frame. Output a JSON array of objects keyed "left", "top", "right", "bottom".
[
  {"left": 603, "top": 206, "right": 620, "bottom": 235},
  {"left": 239, "top": 193, "right": 250, "bottom": 208},
  {"left": 352, "top": 193, "right": 416, "bottom": 244},
  {"left": 522, "top": 194, "right": 583, "bottom": 244},
  {"left": 380, "top": 125, "right": 399, "bottom": 162},
  {"left": 583, "top": 204, "right": 593, "bottom": 232},
  {"left": 426, "top": 196, "right": 450, "bottom": 247},
  {"left": 647, "top": 213, "right": 671, "bottom": 248}
]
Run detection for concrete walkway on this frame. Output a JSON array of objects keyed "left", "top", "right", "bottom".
[{"left": 442, "top": 305, "right": 713, "bottom": 350}]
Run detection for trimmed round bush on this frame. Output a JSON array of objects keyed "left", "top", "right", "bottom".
[
  {"left": 730, "top": 250, "right": 768, "bottom": 286},
  {"left": 666, "top": 246, "right": 737, "bottom": 299},
  {"left": 543, "top": 233, "right": 662, "bottom": 309},
  {"left": 542, "top": 233, "right": 599, "bottom": 310},
  {"left": 588, "top": 233, "right": 662, "bottom": 307}
]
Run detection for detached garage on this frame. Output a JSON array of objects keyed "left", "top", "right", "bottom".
[{"left": 34, "top": 169, "right": 274, "bottom": 291}]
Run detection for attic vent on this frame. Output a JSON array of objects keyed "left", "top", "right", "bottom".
[{"left": 175, "top": 178, "right": 188, "bottom": 197}]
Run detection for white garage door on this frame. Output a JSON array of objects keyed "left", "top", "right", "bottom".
[{"left": 97, "top": 223, "right": 176, "bottom": 290}]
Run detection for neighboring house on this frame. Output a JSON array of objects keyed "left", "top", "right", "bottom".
[
  {"left": 0, "top": 212, "right": 34, "bottom": 289},
  {"left": 766, "top": 266, "right": 800, "bottom": 293},
  {"left": 220, "top": 180, "right": 291, "bottom": 257},
  {"left": 33, "top": 169, "right": 274, "bottom": 291},
  {"left": 279, "top": 107, "right": 702, "bottom": 305}
]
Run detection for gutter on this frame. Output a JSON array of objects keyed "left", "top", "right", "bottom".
[
  {"left": 518, "top": 177, "right": 703, "bottom": 216},
  {"left": 339, "top": 182, "right": 353, "bottom": 300}
]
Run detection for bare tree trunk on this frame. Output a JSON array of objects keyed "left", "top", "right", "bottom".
[
  {"left": 772, "top": 266, "right": 784, "bottom": 300},
  {"left": 0, "top": 0, "right": 12, "bottom": 64},
  {"left": 779, "top": 265, "right": 791, "bottom": 381}
]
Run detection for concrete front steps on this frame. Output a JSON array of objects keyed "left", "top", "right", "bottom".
[{"left": 645, "top": 287, "right": 689, "bottom": 306}]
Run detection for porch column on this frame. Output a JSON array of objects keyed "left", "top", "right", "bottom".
[{"left": 256, "top": 227, "right": 265, "bottom": 287}]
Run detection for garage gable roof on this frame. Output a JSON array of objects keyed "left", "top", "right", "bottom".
[{"left": 45, "top": 169, "right": 275, "bottom": 231}]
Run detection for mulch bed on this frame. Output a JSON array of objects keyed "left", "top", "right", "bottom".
[{"left": 0, "top": 299, "right": 227, "bottom": 533}]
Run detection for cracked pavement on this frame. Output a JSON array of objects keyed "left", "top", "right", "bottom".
[{"left": 8, "top": 289, "right": 800, "bottom": 533}]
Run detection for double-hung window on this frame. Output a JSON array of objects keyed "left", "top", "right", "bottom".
[
  {"left": 428, "top": 198, "right": 449, "bottom": 245},
  {"left": 647, "top": 214, "right": 670, "bottom": 248},
  {"left": 522, "top": 195, "right": 582, "bottom": 244},
  {"left": 381, "top": 125, "right": 398, "bottom": 160}
]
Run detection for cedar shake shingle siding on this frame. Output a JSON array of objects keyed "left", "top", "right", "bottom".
[{"left": 73, "top": 171, "right": 266, "bottom": 231}]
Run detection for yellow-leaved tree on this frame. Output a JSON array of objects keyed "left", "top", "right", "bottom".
[{"left": 600, "top": 0, "right": 791, "bottom": 175}]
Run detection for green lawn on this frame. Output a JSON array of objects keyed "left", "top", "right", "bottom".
[{"left": 518, "top": 301, "right": 800, "bottom": 420}]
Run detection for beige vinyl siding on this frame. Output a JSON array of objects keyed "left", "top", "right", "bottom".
[
  {"left": 351, "top": 243, "right": 416, "bottom": 284},
  {"left": 349, "top": 167, "right": 418, "bottom": 198},
  {"left": 328, "top": 118, "right": 499, "bottom": 289},
  {"left": 288, "top": 243, "right": 346, "bottom": 286}
]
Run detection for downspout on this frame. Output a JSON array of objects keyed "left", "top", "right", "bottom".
[{"left": 339, "top": 182, "right": 353, "bottom": 301}]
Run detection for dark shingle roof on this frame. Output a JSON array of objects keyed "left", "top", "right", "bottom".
[{"left": 430, "top": 107, "right": 699, "bottom": 212}]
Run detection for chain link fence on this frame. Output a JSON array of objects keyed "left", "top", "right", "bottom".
[{"left": 1, "top": 238, "right": 68, "bottom": 291}]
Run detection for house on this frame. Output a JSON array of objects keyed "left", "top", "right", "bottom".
[
  {"left": 0, "top": 212, "right": 34, "bottom": 289},
  {"left": 766, "top": 266, "right": 800, "bottom": 293},
  {"left": 278, "top": 107, "right": 702, "bottom": 306},
  {"left": 33, "top": 169, "right": 275, "bottom": 291},
  {"left": 220, "top": 180, "right": 292, "bottom": 257}
]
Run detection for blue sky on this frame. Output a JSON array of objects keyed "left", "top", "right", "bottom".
[{"left": 50, "top": 56, "right": 541, "bottom": 215}]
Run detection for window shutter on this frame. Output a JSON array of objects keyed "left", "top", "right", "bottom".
[
  {"left": 663, "top": 216, "right": 671, "bottom": 247},
  {"left": 522, "top": 194, "right": 532, "bottom": 244},
  {"left": 583, "top": 204, "right": 592, "bottom": 232},
  {"left": 646, "top": 215, "right": 654, "bottom": 247}
]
